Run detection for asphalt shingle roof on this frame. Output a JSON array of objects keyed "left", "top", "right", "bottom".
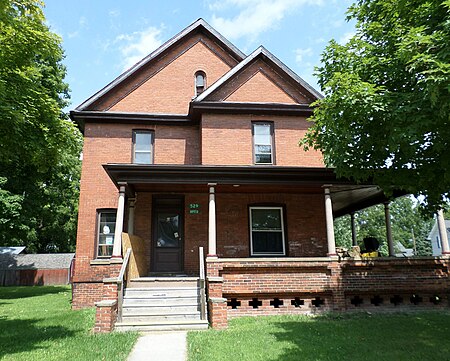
[{"left": 0, "top": 253, "right": 74, "bottom": 270}]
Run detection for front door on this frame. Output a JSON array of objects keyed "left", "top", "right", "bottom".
[{"left": 152, "top": 197, "right": 184, "bottom": 273}]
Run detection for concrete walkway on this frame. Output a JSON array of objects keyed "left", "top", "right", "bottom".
[{"left": 127, "top": 331, "right": 187, "bottom": 361}]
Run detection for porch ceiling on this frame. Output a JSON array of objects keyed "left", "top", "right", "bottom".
[{"left": 103, "top": 164, "right": 404, "bottom": 216}]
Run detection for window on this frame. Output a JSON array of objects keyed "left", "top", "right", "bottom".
[
  {"left": 97, "top": 210, "right": 116, "bottom": 258},
  {"left": 133, "top": 130, "right": 154, "bottom": 164},
  {"left": 437, "top": 236, "right": 441, "bottom": 249},
  {"left": 195, "top": 71, "right": 206, "bottom": 95},
  {"left": 250, "top": 207, "right": 285, "bottom": 256},
  {"left": 252, "top": 122, "right": 274, "bottom": 164}
]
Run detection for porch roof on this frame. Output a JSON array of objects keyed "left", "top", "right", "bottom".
[{"left": 103, "top": 164, "right": 404, "bottom": 217}]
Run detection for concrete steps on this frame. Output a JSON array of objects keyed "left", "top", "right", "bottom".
[
  {"left": 115, "top": 277, "right": 208, "bottom": 332},
  {"left": 115, "top": 320, "right": 208, "bottom": 332}
]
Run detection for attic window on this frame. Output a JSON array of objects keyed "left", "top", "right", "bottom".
[{"left": 195, "top": 71, "right": 206, "bottom": 96}]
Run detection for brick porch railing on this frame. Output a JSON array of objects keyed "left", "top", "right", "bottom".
[{"left": 206, "top": 257, "right": 450, "bottom": 329}]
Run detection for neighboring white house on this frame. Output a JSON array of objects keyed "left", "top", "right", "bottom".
[{"left": 428, "top": 219, "right": 450, "bottom": 256}]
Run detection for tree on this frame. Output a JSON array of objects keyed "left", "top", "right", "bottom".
[
  {"left": 0, "top": 0, "right": 82, "bottom": 252},
  {"left": 335, "top": 196, "right": 433, "bottom": 256},
  {"left": 302, "top": 0, "right": 450, "bottom": 213}
]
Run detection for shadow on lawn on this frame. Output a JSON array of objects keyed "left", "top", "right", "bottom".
[
  {"left": 0, "top": 316, "right": 74, "bottom": 358},
  {"left": 268, "top": 313, "right": 446, "bottom": 361},
  {"left": 0, "top": 286, "right": 69, "bottom": 299}
]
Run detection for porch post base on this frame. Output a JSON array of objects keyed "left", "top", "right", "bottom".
[
  {"left": 94, "top": 300, "right": 117, "bottom": 333},
  {"left": 208, "top": 297, "right": 228, "bottom": 329}
]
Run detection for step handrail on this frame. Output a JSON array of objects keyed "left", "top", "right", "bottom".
[
  {"left": 199, "top": 247, "right": 207, "bottom": 321},
  {"left": 117, "top": 248, "right": 132, "bottom": 323}
]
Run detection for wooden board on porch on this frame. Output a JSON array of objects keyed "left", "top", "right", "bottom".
[{"left": 122, "top": 233, "right": 148, "bottom": 279}]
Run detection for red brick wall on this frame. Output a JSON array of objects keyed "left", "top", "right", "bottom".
[
  {"left": 226, "top": 71, "right": 297, "bottom": 104},
  {"left": 201, "top": 113, "right": 324, "bottom": 166},
  {"left": 205, "top": 58, "right": 314, "bottom": 104},
  {"left": 94, "top": 301, "right": 117, "bottom": 333},
  {"left": 89, "top": 31, "right": 240, "bottom": 111},
  {"left": 74, "top": 123, "right": 199, "bottom": 287},
  {"left": 215, "top": 192, "right": 327, "bottom": 259},
  {"left": 72, "top": 278, "right": 120, "bottom": 309},
  {"left": 130, "top": 190, "right": 328, "bottom": 275},
  {"left": 110, "top": 41, "right": 232, "bottom": 114},
  {"left": 206, "top": 258, "right": 450, "bottom": 328}
]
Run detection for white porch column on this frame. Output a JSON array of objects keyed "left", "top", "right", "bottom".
[
  {"left": 324, "top": 188, "right": 336, "bottom": 256},
  {"left": 437, "top": 209, "right": 450, "bottom": 255},
  {"left": 127, "top": 198, "right": 136, "bottom": 235},
  {"left": 350, "top": 212, "right": 357, "bottom": 247},
  {"left": 384, "top": 201, "right": 395, "bottom": 257},
  {"left": 208, "top": 183, "right": 217, "bottom": 257},
  {"left": 112, "top": 185, "right": 126, "bottom": 258}
]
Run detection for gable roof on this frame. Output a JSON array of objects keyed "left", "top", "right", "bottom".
[
  {"left": 75, "top": 18, "right": 245, "bottom": 111},
  {"left": 194, "top": 46, "right": 323, "bottom": 103}
]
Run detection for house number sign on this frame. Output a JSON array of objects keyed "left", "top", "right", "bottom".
[{"left": 189, "top": 203, "right": 200, "bottom": 214}]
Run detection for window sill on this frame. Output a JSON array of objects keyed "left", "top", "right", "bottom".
[{"left": 90, "top": 258, "right": 123, "bottom": 266}]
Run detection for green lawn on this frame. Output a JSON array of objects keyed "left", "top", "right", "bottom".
[
  {"left": 0, "top": 286, "right": 138, "bottom": 361},
  {"left": 188, "top": 313, "right": 450, "bottom": 361}
]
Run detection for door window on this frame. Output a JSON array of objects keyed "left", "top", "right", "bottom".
[{"left": 156, "top": 213, "right": 180, "bottom": 248}]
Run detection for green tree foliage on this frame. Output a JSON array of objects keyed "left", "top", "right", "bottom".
[
  {"left": 302, "top": 0, "right": 450, "bottom": 212},
  {"left": 335, "top": 197, "right": 433, "bottom": 256},
  {"left": 0, "top": 0, "right": 82, "bottom": 252}
]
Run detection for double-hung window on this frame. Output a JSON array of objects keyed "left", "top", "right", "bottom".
[
  {"left": 252, "top": 122, "right": 274, "bottom": 164},
  {"left": 250, "top": 206, "right": 285, "bottom": 256},
  {"left": 133, "top": 130, "right": 154, "bottom": 164},
  {"left": 97, "top": 210, "right": 116, "bottom": 258}
]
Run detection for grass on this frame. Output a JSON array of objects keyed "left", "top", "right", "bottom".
[
  {"left": 188, "top": 312, "right": 450, "bottom": 361},
  {"left": 0, "top": 286, "right": 138, "bottom": 361}
]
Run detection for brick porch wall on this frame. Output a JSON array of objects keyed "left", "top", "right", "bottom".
[
  {"left": 206, "top": 257, "right": 450, "bottom": 329},
  {"left": 72, "top": 263, "right": 121, "bottom": 308}
]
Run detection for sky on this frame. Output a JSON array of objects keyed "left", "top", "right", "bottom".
[{"left": 42, "top": 0, "right": 356, "bottom": 110}]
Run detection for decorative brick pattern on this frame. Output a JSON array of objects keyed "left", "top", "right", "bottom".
[{"left": 206, "top": 258, "right": 450, "bottom": 328}]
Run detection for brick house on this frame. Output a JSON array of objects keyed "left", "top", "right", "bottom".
[{"left": 70, "top": 19, "right": 450, "bottom": 332}]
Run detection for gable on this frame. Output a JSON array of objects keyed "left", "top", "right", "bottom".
[
  {"left": 225, "top": 70, "right": 297, "bottom": 104},
  {"left": 110, "top": 41, "right": 233, "bottom": 114},
  {"left": 77, "top": 19, "right": 244, "bottom": 113},
  {"left": 198, "top": 58, "right": 314, "bottom": 104}
]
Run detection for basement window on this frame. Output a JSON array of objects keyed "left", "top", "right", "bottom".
[{"left": 250, "top": 207, "right": 285, "bottom": 256}]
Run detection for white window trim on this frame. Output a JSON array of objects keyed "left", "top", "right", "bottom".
[
  {"left": 96, "top": 210, "right": 116, "bottom": 259},
  {"left": 132, "top": 130, "right": 154, "bottom": 164},
  {"left": 252, "top": 122, "right": 274, "bottom": 165},
  {"left": 249, "top": 206, "right": 285, "bottom": 256}
]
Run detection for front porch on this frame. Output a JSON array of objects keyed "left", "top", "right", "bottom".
[{"left": 89, "top": 164, "right": 450, "bottom": 331}]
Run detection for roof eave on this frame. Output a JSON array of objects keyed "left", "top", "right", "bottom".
[{"left": 189, "top": 101, "right": 314, "bottom": 120}]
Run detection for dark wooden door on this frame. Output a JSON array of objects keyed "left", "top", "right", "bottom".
[{"left": 152, "top": 197, "right": 184, "bottom": 273}]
